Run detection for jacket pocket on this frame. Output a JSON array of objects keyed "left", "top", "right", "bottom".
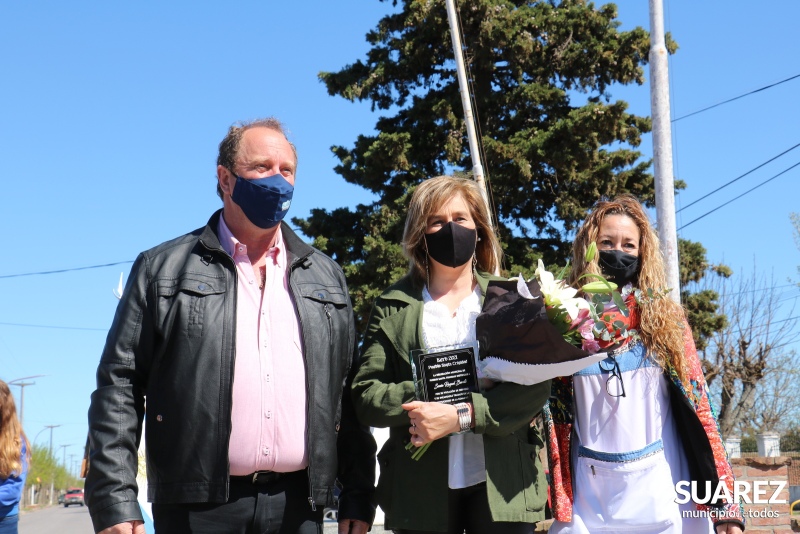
[
  {"left": 299, "top": 283, "right": 348, "bottom": 338},
  {"left": 298, "top": 282, "right": 351, "bottom": 380},
  {"left": 574, "top": 440, "right": 679, "bottom": 532},
  {"left": 520, "top": 440, "right": 547, "bottom": 512},
  {"left": 155, "top": 273, "right": 226, "bottom": 338}
]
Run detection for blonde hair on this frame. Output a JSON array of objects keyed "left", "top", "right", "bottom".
[
  {"left": 0, "top": 380, "right": 30, "bottom": 479},
  {"left": 403, "top": 176, "right": 501, "bottom": 287},
  {"left": 568, "top": 195, "right": 688, "bottom": 381}
]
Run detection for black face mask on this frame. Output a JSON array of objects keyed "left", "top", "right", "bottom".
[
  {"left": 598, "top": 249, "right": 639, "bottom": 286},
  {"left": 424, "top": 222, "right": 477, "bottom": 268}
]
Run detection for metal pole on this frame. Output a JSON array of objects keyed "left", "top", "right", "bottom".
[
  {"left": 445, "top": 0, "right": 487, "bottom": 197},
  {"left": 648, "top": 0, "right": 681, "bottom": 304},
  {"left": 444, "top": 0, "right": 500, "bottom": 274}
]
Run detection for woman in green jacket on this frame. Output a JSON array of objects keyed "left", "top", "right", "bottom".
[{"left": 351, "top": 175, "right": 551, "bottom": 534}]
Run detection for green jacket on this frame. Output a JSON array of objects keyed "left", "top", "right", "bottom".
[{"left": 352, "top": 272, "right": 551, "bottom": 532}]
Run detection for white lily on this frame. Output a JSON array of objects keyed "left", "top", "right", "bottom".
[{"left": 533, "top": 260, "right": 589, "bottom": 320}]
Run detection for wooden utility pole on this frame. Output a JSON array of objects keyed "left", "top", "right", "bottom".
[{"left": 649, "top": 0, "right": 681, "bottom": 303}]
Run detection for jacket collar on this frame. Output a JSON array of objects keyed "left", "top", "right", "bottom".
[
  {"left": 377, "top": 271, "right": 497, "bottom": 361},
  {"left": 379, "top": 271, "right": 495, "bottom": 306}
]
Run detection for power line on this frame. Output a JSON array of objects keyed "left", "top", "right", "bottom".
[
  {"left": 678, "top": 161, "right": 800, "bottom": 230},
  {"left": 677, "top": 142, "right": 800, "bottom": 213},
  {"left": 721, "top": 315, "right": 800, "bottom": 337},
  {"left": 0, "top": 226, "right": 307, "bottom": 281},
  {"left": 0, "top": 322, "right": 106, "bottom": 332},
  {"left": 0, "top": 261, "right": 133, "bottom": 280},
  {"left": 672, "top": 72, "right": 800, "bottom": 123},
  {"left": 687, "top": 283, "right": 798, "bottom": 296}
]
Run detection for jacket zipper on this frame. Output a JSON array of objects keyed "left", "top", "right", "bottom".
[
  {"left": 289, "top": 253, "right": 317, "bottom": 512},
  {"left": 195, "top": 236, "right": 239, "bottom": 500},
  {"left": 198, "top": 237, "right": 238, "bottom": 500},
  {"left": 323, "top": 303, "right": 332, "bottom": 349}
]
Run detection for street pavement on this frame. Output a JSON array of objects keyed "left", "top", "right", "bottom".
[
  {"left": 19, "top": 504, "right": 93, "bottom": 533},
  {"left": 18, "top": 506, "right": 370, "bottom": 533}
]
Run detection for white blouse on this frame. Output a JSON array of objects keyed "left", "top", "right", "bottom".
[{"left": 422, "top": 285, "right": 486, "bottom": 489}]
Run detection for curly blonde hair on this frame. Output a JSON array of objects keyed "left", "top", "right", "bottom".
[
  {"left": 0, "top": 380, "right": 30, "bottom": 479},
  {"left": 403, "top": 176, "right": 502, "bottom": 287},
  {"left": 568, "top": 195, "right": 688, "bottom": 381}
]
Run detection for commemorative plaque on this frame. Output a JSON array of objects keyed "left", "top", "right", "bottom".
[{"left": 410, "top": 341, "right": 480, "bottom": 405}]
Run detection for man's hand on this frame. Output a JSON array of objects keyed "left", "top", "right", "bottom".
[
  {"left": 338, "top": 518, "right": 370, "bottom": 534},
  {"left": 99, "top": 520, "right": 145, "bottom": 534}
]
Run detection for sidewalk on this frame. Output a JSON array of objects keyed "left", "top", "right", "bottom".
[{"left": 323, "top": 521, "right": 387, "bottom": 533}]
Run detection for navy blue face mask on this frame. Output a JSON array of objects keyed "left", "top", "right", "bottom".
[{"left": 230, "top": 173, "right": 294, "bottom": 229}]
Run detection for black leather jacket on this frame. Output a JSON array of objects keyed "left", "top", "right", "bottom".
[{"left": 86, "top": 211, "right": 376, "bottom": 533}]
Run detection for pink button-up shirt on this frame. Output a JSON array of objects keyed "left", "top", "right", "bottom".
[{"left": 218, "top": 217, "right": 308, "bottom": 475}]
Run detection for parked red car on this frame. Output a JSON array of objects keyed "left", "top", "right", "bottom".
[{"left": 64, "top": 487, "right": 84, "bottom": 507}]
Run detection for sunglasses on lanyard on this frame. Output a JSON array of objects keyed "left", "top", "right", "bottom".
[{"left": 598, "top": 356, "right": 626, "bottom": 398}]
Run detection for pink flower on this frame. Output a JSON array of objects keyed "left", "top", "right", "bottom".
[
  {"left": 569, "top": 308, "right": 590, "bottom": 331},
  {"left": 571, "top": 310, "right": 593, "bottom": 339},
  {"left": 570, "top": 309, "right": 601, "bottom": 354},
  {"left": 582, "top": 337, "right": 602, "bottom": 354}
]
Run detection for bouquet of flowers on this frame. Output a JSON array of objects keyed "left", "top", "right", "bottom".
[
  {"left": 406, "top": 244, "right": 658, "bottom": 459},
  {"left": 406, "top": 254, "right": 616, "bottom": 460},
  {"left": 477, "top": 243, "right": 632, "bottom": 385}
]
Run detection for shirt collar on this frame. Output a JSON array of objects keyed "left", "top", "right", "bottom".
[{"left": 217, "top": 216, "right": 286, "bottom": 268}]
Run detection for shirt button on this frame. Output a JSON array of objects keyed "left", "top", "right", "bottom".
[
  {"left": 238, "top": 246, "right": 244, "bottom": 252},
  {"left": 262, "top": 447, "right": 269, "bottom": 456},
  {"left": 266, "top": 411, "right": 272, "bottom": 419},
  {"left": 249, "top": 279, "right": 254, "bottom": 284},
  {"left": 266, "top": 375, "right": 270, "bottom": 383}
]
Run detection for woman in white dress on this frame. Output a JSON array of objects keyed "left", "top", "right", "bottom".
[{"left": 546, "top": 195, "right": 744, "bottom": 534}]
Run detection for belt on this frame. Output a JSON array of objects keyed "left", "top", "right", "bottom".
[{"left": 230, "top": 471, "right": 284, "bottom": 485}]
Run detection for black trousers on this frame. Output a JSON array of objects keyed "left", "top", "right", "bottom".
[
  {"left": 152, "top": 470, "right": 323, "bottom": 534},
  {"left": 395, "top": 482, "right": 536, "bottom": 534}
]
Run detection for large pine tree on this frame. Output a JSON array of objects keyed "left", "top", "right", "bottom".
[{"left": 295, "top": 0, "right": 687, "bottom": 332}]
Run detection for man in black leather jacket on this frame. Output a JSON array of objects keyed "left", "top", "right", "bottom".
[{"left": 86, "top": 118, "right": 376, "bottom": 534}]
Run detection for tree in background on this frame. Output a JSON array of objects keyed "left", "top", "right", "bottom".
[
  {"left": 679, "top": 238, "right": 731, "bottom": 351},
  {"left": 298, "top": 0, "right": 670, "bottom": 328},
  {"left": 24, "top": 444, "right": 83, "bottom": 505},
  {"left": 698, "top": 269, "right": 800, "bottom": 438},
  {"left": 295, "top": 0, "right": 724, "bottom": 338}
]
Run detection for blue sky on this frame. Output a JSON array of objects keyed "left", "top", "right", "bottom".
[{"left": 1, "top": 1, "right": 799, "bottom": 469}]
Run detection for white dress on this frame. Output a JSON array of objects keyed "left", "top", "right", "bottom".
[{"left": 549, "top": 341, "right": 714, "bottom": 533}]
